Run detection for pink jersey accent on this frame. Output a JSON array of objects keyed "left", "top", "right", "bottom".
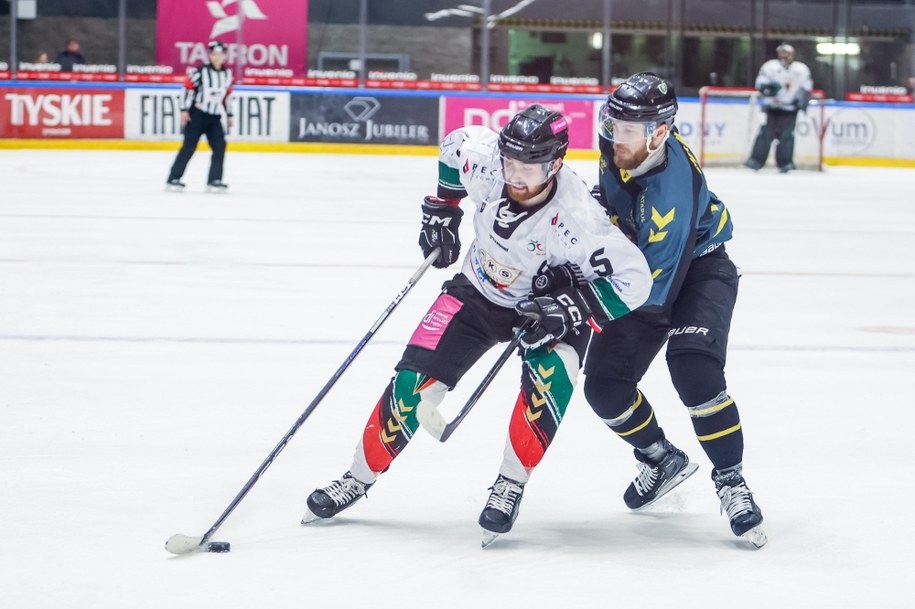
[{"left": 408, "top": 293, "right": 464, "bottom": 350}]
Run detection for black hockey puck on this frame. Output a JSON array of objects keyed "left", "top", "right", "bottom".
[{"left": 206, "top": 541, "right": 231, "bottom": 553}]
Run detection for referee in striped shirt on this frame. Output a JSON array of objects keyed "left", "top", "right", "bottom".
[{"left": 167, "top": 40, "right": 234, "bottom": 192}]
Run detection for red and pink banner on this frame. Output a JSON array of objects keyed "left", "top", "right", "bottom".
[
  {"left": 156, "top": 0, "right": 308, "bottom": 76},
  {"left": 0, "top": 87, "right": 124, "bottom": 138},
  {"left": 443, "top": 98, "right": 596, "bottom": 150}
]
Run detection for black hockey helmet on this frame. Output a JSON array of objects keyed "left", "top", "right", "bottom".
[
  {"left": 498, "top": 104, "right": 570, "bottom": 163},
  {"left": 208, "top": 40, "right": 228, "bottom": 53},
  {"left": 603, "top": 72, "right": 678, "bottom": 125}
]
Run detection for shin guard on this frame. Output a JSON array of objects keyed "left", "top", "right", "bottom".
[
  {"left": 502, "top": 343, "right": 579, "bottom": 482},
  {"left": 356, "top": 370, "right": 447, "bottom": 478}
]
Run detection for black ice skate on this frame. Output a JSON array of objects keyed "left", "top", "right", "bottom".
[
  {"left": 206, "top": 180, "right": 229, "bottom": 193},
  {"left": 301, "top": 471, "right": 373, "bottom": 524},
  {"left": 624, "top": 440, "right": 698, "bottom": 511},
  {"left": 165, "top": 178, "right": 186, "bottom": 192},
  {"left": 713, "top": 469, "right": 767, "bottom": 548},
  {"left": 478, "top": 474, "right": 525, "bottom": 548}
]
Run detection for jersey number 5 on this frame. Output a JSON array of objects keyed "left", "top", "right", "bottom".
[{"left": 589, "top": 248, "right": 614, "bottom": 277}]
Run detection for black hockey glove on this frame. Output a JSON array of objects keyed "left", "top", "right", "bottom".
[
  {"left": 419, "top": 196, "right": 463, "bottom": 268},
  {"left": 757, "top": 82, "right": 781, "bottom": 97},
  {"left": 531, "top": 263, "right": 584, "bottom": 297},
  {"left": 515, "top": 287, "right": 592, "bottom": 350},
  {"left": 796, "top": 88, "right": 812, "bottom": 113}
]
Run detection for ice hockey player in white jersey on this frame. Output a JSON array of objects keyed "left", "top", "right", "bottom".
[
  {"left": 302, "top": 105, "right": 651, "bottom": 547},
  {"left": 745, "top": 42, "right": 814, "bottom": 172}
]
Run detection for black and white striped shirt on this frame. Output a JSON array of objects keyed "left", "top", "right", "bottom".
[{"left": 181, "top": 64, "right": 234, "bottom": 117}]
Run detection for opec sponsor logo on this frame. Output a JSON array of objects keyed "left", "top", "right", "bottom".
[
  {"left": 294, "top": 95, "right": 434, "bottom": 143},
  {"left": 443, "top": 97, "right": 594, "bottom": 150},
  {"left": 157, "top": 0, "right": 307, "bottom": 74},
  {"left": 0, "top": 88, "right": 124, "bottom": 138}
]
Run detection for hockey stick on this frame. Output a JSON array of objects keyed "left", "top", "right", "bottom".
[
  {"left": 165, "top": 248, "right": 441, "bottom": 555},
  {"left": 417, "top": 319, "right": 532, "bottom": 443}
]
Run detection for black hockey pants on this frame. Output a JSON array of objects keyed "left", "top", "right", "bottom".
[{"left": 748, "top": 109, "right": 798, "bottom": 170}]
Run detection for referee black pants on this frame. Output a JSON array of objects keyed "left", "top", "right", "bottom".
[{"left": 168, "top": 106, "right": 226, "bottom": 183}]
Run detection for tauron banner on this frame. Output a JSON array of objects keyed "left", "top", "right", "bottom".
[
  {"left": 156, "top": 0, "right": 308, "bottom": 77},
  {"left": 290, "top": 94, "right": 439, "bottom": 145},
  {"left": 0, "top": 87, "right": 125, "bottom": 138}
]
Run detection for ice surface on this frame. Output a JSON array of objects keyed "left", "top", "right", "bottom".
[{"left": 1, "top": 149, "right": 913, "bottom": 607}]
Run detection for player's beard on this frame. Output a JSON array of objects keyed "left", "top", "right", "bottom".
[
  {"left": 613, "top": 142, "right": 649, "bottom": 170},
  {"left": 507, "top": 180, "right": 553, "bottom": 205},
  {"left": 507, "top": 183, "right": 540, "bottom": 202}
]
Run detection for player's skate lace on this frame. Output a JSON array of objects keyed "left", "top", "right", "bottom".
[
  {"left": 624, "top": 441, "right": 697, "bottom": 510},
  {"left": 717, "top": 482, "right": 754, "bottom": 520},
  {"left": 633, "top": 461, "right": 660, "bottom": 496},
  {"left": 485, "top": 477, "right": 524, "bottom": 515},
  {"left": 712, "top": 469, "right": 764, "bottom": 541},
  {"left": 323, "top": 475, "right": 369, "bottom": 507},
  {"left": 478, "top": 474, "right": 526, "bottom": 535},
  {"left": 304, "top": 471, "right": 373, "bottom": 521}
]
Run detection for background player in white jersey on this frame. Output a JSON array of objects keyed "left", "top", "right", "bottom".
[
  {"left": 589, "top": 72, "right": 766, "bottom": 548},
  {"left": 166, "top": 40, "right": 234, "bottom": 192},
  {"left": 745, "top": 42, "right": 814, "bottom": 173},
  {"left": 302, "top": 105, "right": 651, "bottom": 545}
]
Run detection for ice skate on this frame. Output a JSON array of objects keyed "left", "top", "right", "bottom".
[
  {"left": 478, "top": 475, "right": 525, "bottom": 547},
  {"left": 206, "top": 180, "right": 229, "bottom": 193},
  {"left": 301, "top": 471, "right": 373, "bottom": 524},
  {"left": 624, "top": 439, "right": 698, "bottom": 511},
  {"left": 743, "top": 159, "right": 762, "bottom": 171},
  {"left": 713, "top": 469, "right": 767, "bottom": 548},
  {"left": 165, "top": 178, "right": 186, "bottom": 192}
]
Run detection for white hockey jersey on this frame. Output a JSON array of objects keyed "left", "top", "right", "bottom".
[
  {"left": 755, "top": 58, "right": 813, "bottom": 111},
  {"left": 436, "top": 126, "right": 651, "bottom": 320}
]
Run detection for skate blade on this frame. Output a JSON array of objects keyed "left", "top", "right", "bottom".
[
  {"left": 300, "top": 508, "right": 324, "bottom": 526},
  {"left": 630, "top": 461, "right": 700, "bottom": 512},
  {"left": 164, "top": 185, "right": 185, "bottom": 193},
  {"left": 481, "top": 530, "right": 501, "bottom": 548},
  {"left": 741, "top": 525, "right": 768, "bottom": 549},
  {"left": 205, "top": 186, "right": 228, "bottom": 194}
]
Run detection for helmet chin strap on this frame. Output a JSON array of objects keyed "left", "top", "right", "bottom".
[{"left": 645, "top": 128, "right": 670, "bottom": 155}]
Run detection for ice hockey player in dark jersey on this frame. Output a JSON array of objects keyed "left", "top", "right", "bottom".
[
  {"left": 586, "top": 72, "right": 767, "bottom": 548},
  {"left": 166, "top": 40, "right": 234, "bottom": 192},
  {"left": 303, "top": 105, "right": 652, "bottom": 547}
]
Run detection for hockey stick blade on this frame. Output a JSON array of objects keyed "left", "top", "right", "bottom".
[
  {"left": 165, "top": 534, "right": 204, "bottom": 555},
  {"left": 416, "top": 401, "right": 447, "bottom": 440},
  {"left": 165, "top": 534, "right": 231, "bottom": 554}
]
